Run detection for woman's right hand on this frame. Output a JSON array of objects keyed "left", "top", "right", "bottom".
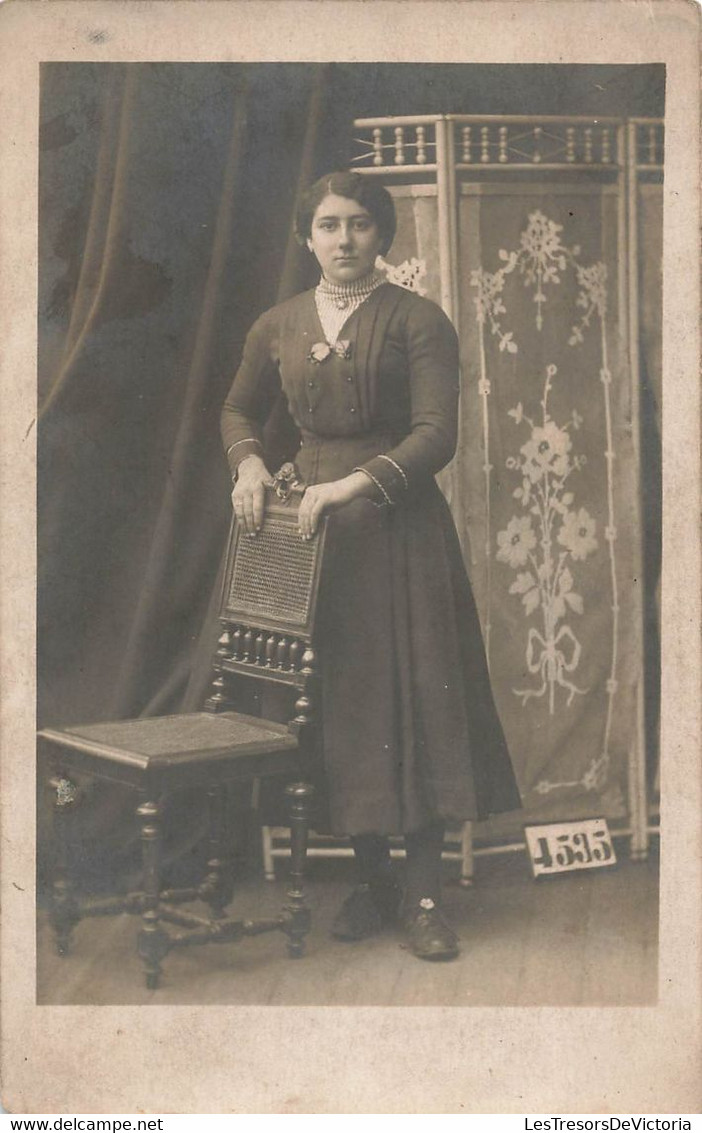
[{"left": 231, "top": 454, "right": 271, "bottom": 535}]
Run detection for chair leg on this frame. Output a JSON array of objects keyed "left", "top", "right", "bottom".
[
  {"left": 136, "top": 798, "right": 169, "bottom": 990},
  {"left": 261, "top": 825, "right": 276, "bottom": 882},
  {"left": 199, "top": 784, "right": 233, "bottom": 918},
  {"left": 49, "top": 775, "right": 80, "bottom": 956},
  {"left": 282, "top": 782, "right": 314, "bottom": 959},
  {"left": 460, "top": 821, "right": 474, "bottom": 888}
]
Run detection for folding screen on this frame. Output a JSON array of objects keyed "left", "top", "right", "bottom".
[{"left": 356, "top": 116, "right": 663, "bottom": 858}]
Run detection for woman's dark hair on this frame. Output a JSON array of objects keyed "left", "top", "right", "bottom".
[{"left": 295, "top": 171, "right": 397, "bottom": 256}]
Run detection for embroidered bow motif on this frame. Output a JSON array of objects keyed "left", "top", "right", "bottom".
[
  {"left": 308, "top": 340, "right": 352, "bottom": 364},
  {"left": 513, "top": 624, "right": 588, "bottom": 708}
]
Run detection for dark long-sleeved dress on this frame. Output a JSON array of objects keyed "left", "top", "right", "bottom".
[{"left": 221, "top": 281, "right": 522, "bottom": 835}]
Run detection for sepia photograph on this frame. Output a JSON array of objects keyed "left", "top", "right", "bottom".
[
  {"left": 35, "top": 58, "right": 665, "bottom": 1008},
  {"left": 1, "top": 0, "right": 699, "bottom": 1116}
]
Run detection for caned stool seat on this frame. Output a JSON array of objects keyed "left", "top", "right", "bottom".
[
  {"left": 40, "top": 712, "right": 300, "bottom": 786},
  {"left": 39, "top": 473, "right": 324, "bottom": 990}
]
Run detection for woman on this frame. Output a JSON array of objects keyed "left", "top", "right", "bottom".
[{"left": 222, "top": 171, "right": 521, "bottom": 961}]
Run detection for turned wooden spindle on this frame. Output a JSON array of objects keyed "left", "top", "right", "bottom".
[
  {"left": 136, "top": 799, "right": 169, "bottom": 990},
  {"left": 532, "top": 125, "right": 542, "bottom": 164},
  {"left": 49, "top": 774, "right": 80, "bottom": 957},
  {"left": 416, "top": 125, "right": 426, "bottom": 164},
  {"left": 372, "top": 127, "right": 383, "bottom": 166},
  {"left": 480, "top": 126, "right": 490, "bottom": 163},
  {"left": 461, "top": 126, "right": 472, "bottom": 163},
  {"left": 206, "top": 630, "right": 232, "bottom": 709},
  {"left": 584, "top": 127, "right": 593, "bottom": 164},
  {"left": 394, "top": 126, "right": 404, "bottom": 165},
  {"left": 242, "top": 628, "right": 254, "bottom": 662},
  {"left": 283, "top": 782, "right": 315, "bottom": 959},
  {"left": 265, "top": 634, "right": 277, "bottom": 668},
  {"left": 498, "top": 126, "right": 508, "bottom": 163},
  {"left": 601, "top": 127, "right": 611, "bottom": 164},
  {"left": 231, "top": 626, "right": 243, "bottom": 659},
  {"left": 288, "top": 639, "right": 301, "bottom": 672},
  {"left": 300, "top": 646, "right": 317, "bottom": 676},
  {"left": 276, "top": 636, "right": 289, "bottom": 670},
  {"left": 199, "top": 784, "right": 232, "bottom": 919},
  {"left": 566, "top": 127, "right": 575, "bottom": 163},
  {"left": 255, "top": 632, "right": 266, "bottom": 666},
  {"left": 206, "top": 673, "right": 227, "bottom": 711},
  {"left": 293, "top": 694, "right": 313, "bottom": 728}
]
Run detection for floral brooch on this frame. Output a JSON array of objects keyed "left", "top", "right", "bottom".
[{"left": 308, "top": 339, "right": 352, "bottom": 364}]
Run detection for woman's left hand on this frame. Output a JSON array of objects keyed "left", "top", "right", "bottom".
[{"left": 298, "top": 472, "right": 370, "bottom": 540}]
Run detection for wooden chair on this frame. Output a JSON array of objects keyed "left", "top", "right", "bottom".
[{"left": 38, "top": 469, "right": 325, "bottom": 990}]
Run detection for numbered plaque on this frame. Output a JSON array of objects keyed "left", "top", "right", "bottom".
[{"left": 525, "top": 818, "right": 617, "bottom": 878}]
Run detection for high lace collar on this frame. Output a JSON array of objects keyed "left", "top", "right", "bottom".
[{"left": 316, "top": 269, "right": 384, "bottom": 301}]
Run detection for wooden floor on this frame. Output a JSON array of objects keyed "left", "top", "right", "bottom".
[{"left": 36, "top": 849, "right": 659, "bottom": 1007}]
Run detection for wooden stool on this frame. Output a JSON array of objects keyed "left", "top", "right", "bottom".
[{"left": 39, "top": 472, "right": 325, "bottom": 990}]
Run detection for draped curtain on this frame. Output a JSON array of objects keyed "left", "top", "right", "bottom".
[
  {"left": 38, "top": 63, "right": 341, "bottom": 731},
  {"left": 38, "top": 63, "right": 344, "bottom": 886}
]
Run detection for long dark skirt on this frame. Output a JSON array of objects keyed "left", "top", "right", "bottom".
[{"left": 296, "top": 432, "right": 522, "bottom": 836}]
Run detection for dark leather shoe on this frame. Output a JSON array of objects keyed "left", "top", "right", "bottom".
[
  {"left": 404, "top": 898, "right": 460, "bottom": 961},
  {"left": 331, "top": 880, "right": 402, "bottom": 941}
]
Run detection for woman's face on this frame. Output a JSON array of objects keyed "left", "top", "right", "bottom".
[{"left": 307, "top": 193, "right": 384, "bottom": 285}]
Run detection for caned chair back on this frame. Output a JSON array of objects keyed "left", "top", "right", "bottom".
[{"left": 205, "top": 474, "right": 326, "bottom": 725}]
